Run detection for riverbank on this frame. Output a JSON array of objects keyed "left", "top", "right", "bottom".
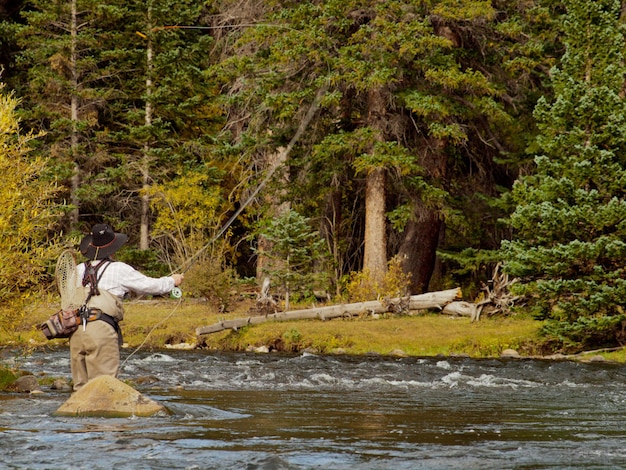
[
  {"left": 5, "top": 297, "right": 625, "bottom": 361},
  {"left": 5, "top": 297, "right": 539, "bottom": 357}
]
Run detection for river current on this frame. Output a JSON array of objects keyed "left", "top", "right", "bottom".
[{"left": 1, "top": 348, "right": 626, "bottom": 469}]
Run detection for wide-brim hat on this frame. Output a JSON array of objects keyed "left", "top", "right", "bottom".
[{"left": 80, "top": 223, "right": 128, "bottom": 260}]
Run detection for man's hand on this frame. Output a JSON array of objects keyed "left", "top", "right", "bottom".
[{"left": 172, "top": 274, "right": 184, "bottom": 286}]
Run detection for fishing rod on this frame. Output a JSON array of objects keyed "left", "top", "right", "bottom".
[
  {"left": 168, "top": 86, "right": 326, "bottom": 299},
  {"left": 120, "top": 88, "right": 327, "bottom": 369}
]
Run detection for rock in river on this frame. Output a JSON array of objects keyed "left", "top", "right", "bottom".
[{"left": 54, "top": 375, "right": 169, "bottom": 418}]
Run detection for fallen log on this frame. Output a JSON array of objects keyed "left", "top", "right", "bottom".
[
  {"left": 441, "top": 301, "right": 476, "bottom": 318},
  {"left": 196, "top": 287, "right": 461, "bottom": 336}
]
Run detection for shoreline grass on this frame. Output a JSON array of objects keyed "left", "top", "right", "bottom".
[
  {"left": 5, "top": 297, "right": 541, "bottom": 357},
  {"left": 4, "top": 297, "right": 624, "bottom": 362}
]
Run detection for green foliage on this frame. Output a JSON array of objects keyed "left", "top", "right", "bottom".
[
  {"left": 15, "top": 0, "right": 141, "bottom": 224},
  {"left": 353, "top": 140, "right": 420, "bottom": 175},
  {"left": 5, "top": 0, "right": 560, "bottom": 305},
  {"left": 255, "top": 209, "right": 330, "bottom": 310},
  {"left": 281, "top": 327, "right": 303, "bottom": 351},
  {"left": 184, "top": 259, "right": 240, "bottom": 313},
  {"left": 437, "top": 248, "right": 502, "bottom": 298},
  {"left": 0, "top": 85, "right": 59, "bottom": 329},
  {"left": 502, "top": 0, "right": 626, "bottom": 348},
  {"left": 541, "top": 314, "right": 626, "bottom": 352},
  {"left": 117, "top": 248, "right": 171, "bottom": 279},
  {"left": 0, "top": 367, "right": 18, "bottom": 391},
  {"left": 276, "top": 1, "right": 536, "bottom": 288},
  {"left": 15, "top": 0, "right": 222, "bottom": 240}
]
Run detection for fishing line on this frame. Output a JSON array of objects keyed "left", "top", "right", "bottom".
[
  {"left": 119, "top": 296, "right": 183, "bottom": 370},
  {"left": 120, "top": 87, "right": 325, "bottom": 365},
  {"left": 174, "top": 86, "right": 326, "bottom": 276}
]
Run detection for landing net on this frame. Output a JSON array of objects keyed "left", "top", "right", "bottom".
[{"left": 56, "top": 250, "right": 79, "bottom": 310}]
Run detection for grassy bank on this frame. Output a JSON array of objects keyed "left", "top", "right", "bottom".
[
  {"left": 2, "top": 295, "right": 626, "bottom": 375},
  {"left": 6, "top": 297, "right": 545, "bottom": 358}
]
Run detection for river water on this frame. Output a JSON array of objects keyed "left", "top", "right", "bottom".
[{"left": 1, "top": 348, "right": 626, "bottom": 469}]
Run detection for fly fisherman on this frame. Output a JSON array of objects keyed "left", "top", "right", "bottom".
[{"left": 69, "top": 224, "right": 184, "bottom": 391}]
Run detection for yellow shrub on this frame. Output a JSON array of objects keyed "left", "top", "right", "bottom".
[
  {"left": 344, "top": 255, "right": 411, "bottom": 302},
  {"left": 0, "top": 85, "right": 59, "bottom": 328}
]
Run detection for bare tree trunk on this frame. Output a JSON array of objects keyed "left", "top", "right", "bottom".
[
  {"left": 69, "top": 0, "right": 79, "bottom": 229},
  {"left": 363, "top": 167, "right": 387, "bottom": 279},
  {"left": 363, "top": 87, "right": 388, "bottom": 282},
  {"left": 196, "top": 288, "right": 462, "bottom": 336},
  {"left": 140, "top": 5, "right": 153, "bottom": 250}
]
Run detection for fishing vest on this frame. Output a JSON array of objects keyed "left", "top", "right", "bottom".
[{"left": 79, "top": 260, "right": 125, "bottom": 322}]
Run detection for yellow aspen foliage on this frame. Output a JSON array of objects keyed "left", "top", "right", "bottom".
[
  {"left": 147, "top": 171, "right": 223, "bottom": 262},
  {"left": 0, "top": 85, "right": 58, "bottom": 327}
]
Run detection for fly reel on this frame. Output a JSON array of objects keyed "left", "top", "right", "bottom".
[{"left": 170, "top": 287, "right": 183, "bottom": 299}]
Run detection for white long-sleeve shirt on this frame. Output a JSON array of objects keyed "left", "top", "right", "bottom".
[{"left": 76, "top": 260, "right": 175, "bottom": 298}]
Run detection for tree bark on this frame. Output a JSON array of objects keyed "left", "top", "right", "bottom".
[
  {"left": 398, "top": 215, "right": 441, "bottom": 294},
  {"left": 363, "top": 167, "right": 387, "bottom": 280},
  {"left": 140, "top": 6, "right": 153, "bottom": 251},
  {"left": 69, "top": 0, "right": 79, "bottom": 229},
  {"left": 398, "top": 137, "right": 447, "bottom": 293},
  {"left": 196, "top": 288, "right": 462, "bottom": 336},
  {"left": 363, "top": 87, "right": 389, "bottom": 282},
  {"left": 442, "top": 301, "right": 475, "bottom": 318}
]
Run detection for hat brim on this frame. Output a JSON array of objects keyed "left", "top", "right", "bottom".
[{"left": 80, "top": 233, "right": 128, "bottom": 260}]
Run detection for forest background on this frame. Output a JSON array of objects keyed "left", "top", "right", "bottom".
[{"left": 1, "top": 0, "right": 626, "bottom": 354}]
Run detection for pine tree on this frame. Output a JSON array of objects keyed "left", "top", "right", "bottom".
[
  {"left": 16, "top": 0, "right": 143, "bottom": 230},
  {"left": 502, "top": 0, "right": 626, "bottom": 350},
  {"left": 209, "top": 0, "right": 533, "bottom": 294},
  {"left": 16, "top": 0, "right": 223, "bottom": 268},
  {"left": 254, "top": 210, "right": 328, "bottom": 311}
]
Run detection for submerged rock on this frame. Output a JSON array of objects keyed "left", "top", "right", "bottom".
[
  {"left": 54, "top": 375, "right": 170, "bottom": 418},
  {"left": 13, "top": 375, "right": 41, "bottom": 393},
  {"left": 50, "top": 378, "right": 72, "bottom": 391}
]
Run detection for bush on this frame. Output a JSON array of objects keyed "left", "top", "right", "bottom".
[
  {"left": 343, "top": 255, "right": 411, "bottom": 302},
  {"left": 0, "top": 85, "right": 59, "bottom": 331},
  {"left": 541, "top": 314, "right": 626, "bottom": 352},
  {"left": 117, "top": 248, "right": 172, "bottom": 278},
  {"left": 184, "top": 259, "right": 240, "bottom": 312},
  {"left": 0, "top": 367, "right": 18, "bottom": 391}
]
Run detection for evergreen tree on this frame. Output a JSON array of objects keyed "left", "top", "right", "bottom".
[
  {"left": 208, "top": 0, "right": 543, "bottom": 294},
  {"left": 502, "top": 0, "right": 626, "bottom": 350},
  {"left": 7, "top": 0, "right": 558, "bottom": 296},
  {"left": 16, "top": 0, "right": 224, "bottom": 269},
  {"left": 123, "top": 0, "right": 221, "bottom": 252},
  {"left": 254, "top": 209, "right": 329, "bottom": 311},
  {"left": 16, "top": 0, "right": 143, "bottom": 231}
]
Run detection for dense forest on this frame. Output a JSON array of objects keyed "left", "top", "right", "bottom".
[{"left": 1, "top": 0, "right": 626, "bottom": 351}]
